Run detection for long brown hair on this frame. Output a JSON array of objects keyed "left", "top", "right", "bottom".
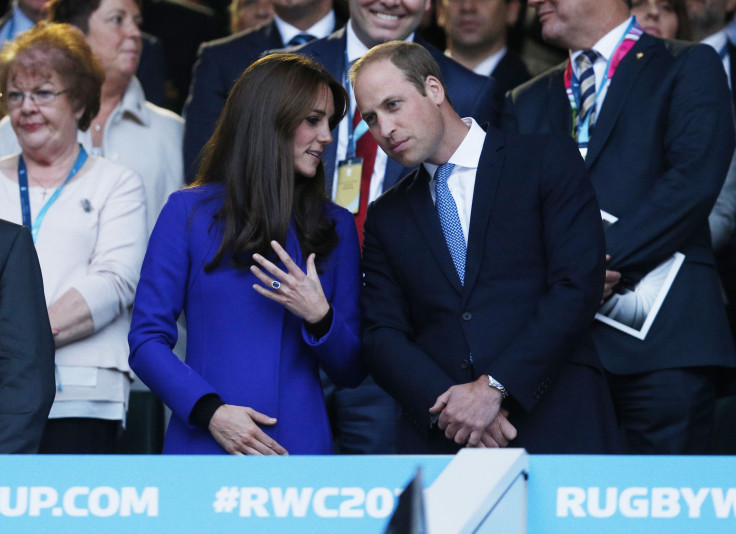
[{"left": 195, "top": 53, "right": 348, "bottom": 272}]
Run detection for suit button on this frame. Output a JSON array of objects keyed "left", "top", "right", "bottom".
[
  {"left": 462, "top": 312, "right": 472, "bottom": 321},
  {"left": 461, "top": 359, "right": 470, "bottom": 370}
]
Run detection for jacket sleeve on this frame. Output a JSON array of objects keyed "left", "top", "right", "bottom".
[
  {"left": 128, "top": 193, "right": 218, "bottom": 427},
  {"left": 360, "top": 198, "right": 458, "bottom": 428},
  {"left": 71, "top": 167, "right": 147, "bottom": 332},
  {"left": 0, "top": 225, "right": 55, "bottom": 453},
  {"left": 605, "top": 45, "right": 735, "bottom": 278}
]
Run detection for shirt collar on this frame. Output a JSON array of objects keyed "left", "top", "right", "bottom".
[
  {"left": 10, "top": 2, "right": 35, "bottom": 34},
  {"left": 424, "top": 118, "right": 486, "bottom": 178},
  {"left": 346, "top": 19, "right": 415, "bottom": 64},
  {"left": 274, "top": 10, "right": 335, "bottom": 45},
  {"left": 702, "top": 28, "right": 728, "bottom": 54},
  {"left": 114, "top": 77, "right": 150, "bottom": 126},
  {"left": 461, "top": 47, "right": 507, "bottom": 78},
  {"left": 570, "top": 16, "right": 633, "bottom": 75}
]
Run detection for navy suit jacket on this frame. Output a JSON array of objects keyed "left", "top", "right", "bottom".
[
  {"left": 490, "top": 49, "right": 531, "bottom": 107},
  {"left": 0, "top": 220, "right": 55, "bottom": 453},
  {"left": 294, "top": 27, "right": 499, "bottom": 197},
  {"left": 361, "top": 127, "right": 620, "bottom": 454},
  {"left": 183, "top": 17, "right": 346, "bottom": 180},
  {"left": 503, "top": 34, "right": 736, "bottom": 374}
]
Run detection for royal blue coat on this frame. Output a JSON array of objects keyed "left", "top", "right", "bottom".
[{"left": 129, "top": 184, "right": 365, "bottom": 454}]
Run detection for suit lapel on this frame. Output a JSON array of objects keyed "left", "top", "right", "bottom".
[
  {"left": 462, "top": 129, "right": 505, "bottom": 297},
  {"left": 264, "top": 21, "right": 285, "bottom": 48},
  {"left": 585, "top": 35, "right": 658, "bottom": 168},
  {"left": 407, "top": 168, "right": 465, "bottom": 294},
  {"left": 383, "top": 158, "right": 406, "bottom": 193}
]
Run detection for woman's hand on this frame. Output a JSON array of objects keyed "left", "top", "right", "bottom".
[
  {"left": 48, "top": 288, "right": 95, "bottom": 348},
  {"left": 208, "top": 404, "right": 288, "bottom": 456},
  {"left": 251, "top": 240, "right": 330, "bottom": 324}
]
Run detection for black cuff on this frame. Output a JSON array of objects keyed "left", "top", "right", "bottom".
[
  {"left": 189, "top": 394, "right": 225, "bottom": 429},
  {"left": 304, "top": 305, "right": 333, "bottom": 339}
]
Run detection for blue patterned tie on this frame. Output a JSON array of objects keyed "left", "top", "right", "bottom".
[
  {"left": 287, "top": 33, "right": 316, "bottom": 47},
  {"left": 434, "top": 163, "right": 465, "bottom": 285},
  {"left": 577, "top": 50, "right": 598, "bottom": 127}
]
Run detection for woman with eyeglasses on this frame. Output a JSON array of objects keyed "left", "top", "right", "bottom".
[
  {"left": 0, "top": 22, "right": 146, "bottom": 453},
  {"left": 0, "top": 0, "right": 183, "bottom": 235}
]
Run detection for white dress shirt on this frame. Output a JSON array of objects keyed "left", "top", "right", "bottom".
[
  {"left": 570, "top": 16, "right": 634, "bottom": 115},
  {"left": 446, "top": 47, "right": 508, "bottom": 78},
  {"left": 0, "top": 2, "right": 34, "bottom": 44},
  {"left": 274, "top": 10, "right": 336, "bottom": 44},
  {"left": 423, "top": 118, "right": 486, "bottom": 244}
]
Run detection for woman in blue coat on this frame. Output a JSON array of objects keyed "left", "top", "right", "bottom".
[{"left": 128, "top": 53, "right": 365, "bottom": 455}]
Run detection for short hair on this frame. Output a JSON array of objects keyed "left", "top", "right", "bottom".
[
  {"left": 350, "top": 41, "right": 449, "bottom": 101},
  {"left": 0, "top": 22, "right": 104, "bottom": 130},
  {"left": 47, "top": 0, "right": 142, "bottom": 33}
]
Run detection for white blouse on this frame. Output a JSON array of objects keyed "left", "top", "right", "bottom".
[{"left": 0, "top": 155, "right": 146, "bottom": 421}]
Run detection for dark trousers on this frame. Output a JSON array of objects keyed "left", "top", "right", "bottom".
[
  {"left": 607, "top": 367, "right": 717, "bottom": 454},
  {"left": 322, "top": 372, "right": 397, "bottom": 454},
  {"left": 39, "top": 418, "right": 119, "bottom": 454}
]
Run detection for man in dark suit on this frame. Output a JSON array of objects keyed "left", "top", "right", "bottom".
[
  {"left": 289, "top": 0, "right": 497, "bottom": 455},
  {"left": 0, "top": 220, "right": 55, "bottom": 453},
  {"left": 293, "top": 0, "right": 498, "bottom": 203},
  {"left": 436, "top": 0, "right": 530, "bottom": 105},
  {"left": 183, "top": 0, "right": 344, "bottom": 180},
  {"left": 353, "top": 41, "right": 620, "bottom": 454},
  {"left": 504, "top": 0, "right": 736, "bottom": 453}
]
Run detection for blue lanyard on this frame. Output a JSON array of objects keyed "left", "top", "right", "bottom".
[
  {"left": 571, "top": 17, "right": 636, "bottom": 147},
  {"left": 344, "top": 50, "right": 368, "bottom": 158},
  {"left": 18, "top": 145, "right": 88, "bottom": 243}
]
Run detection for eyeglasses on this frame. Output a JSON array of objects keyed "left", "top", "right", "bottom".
[{"left": 3, "top": 89, "right": 69, "bottom": 109}]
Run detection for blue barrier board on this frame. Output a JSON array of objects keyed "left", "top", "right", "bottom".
[
  {"left": 0, "top": 455, "right": 450, "bottom": 533},
  {"left": 528, "top": 455, "right": 736, "bottom": 533}
]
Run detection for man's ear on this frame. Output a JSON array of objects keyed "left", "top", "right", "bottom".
[{"left": 424, "top": 75, "right": 446, "bottom": 106}]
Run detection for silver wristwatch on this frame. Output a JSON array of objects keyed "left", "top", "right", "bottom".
[{"left": 488, "top": 375, "right": 509, "bottom": 399}]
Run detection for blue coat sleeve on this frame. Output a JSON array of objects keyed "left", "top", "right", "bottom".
[
  {"left": 128, "top": 192, "right": 218, "bottom": 426},
  {"left": 302, "top": 205, "right": 366, "bottom": 388}
]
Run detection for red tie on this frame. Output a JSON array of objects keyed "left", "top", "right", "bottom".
[{"left": 353, "top": 109, "right": 377, "bottom": 247}]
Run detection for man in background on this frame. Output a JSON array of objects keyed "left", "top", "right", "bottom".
[
  {"left": 437, "top": 0, "right": 530, "bottom": 103},
  {"left": 504, "top": 0, "right": 736, "bottom": 453}
]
